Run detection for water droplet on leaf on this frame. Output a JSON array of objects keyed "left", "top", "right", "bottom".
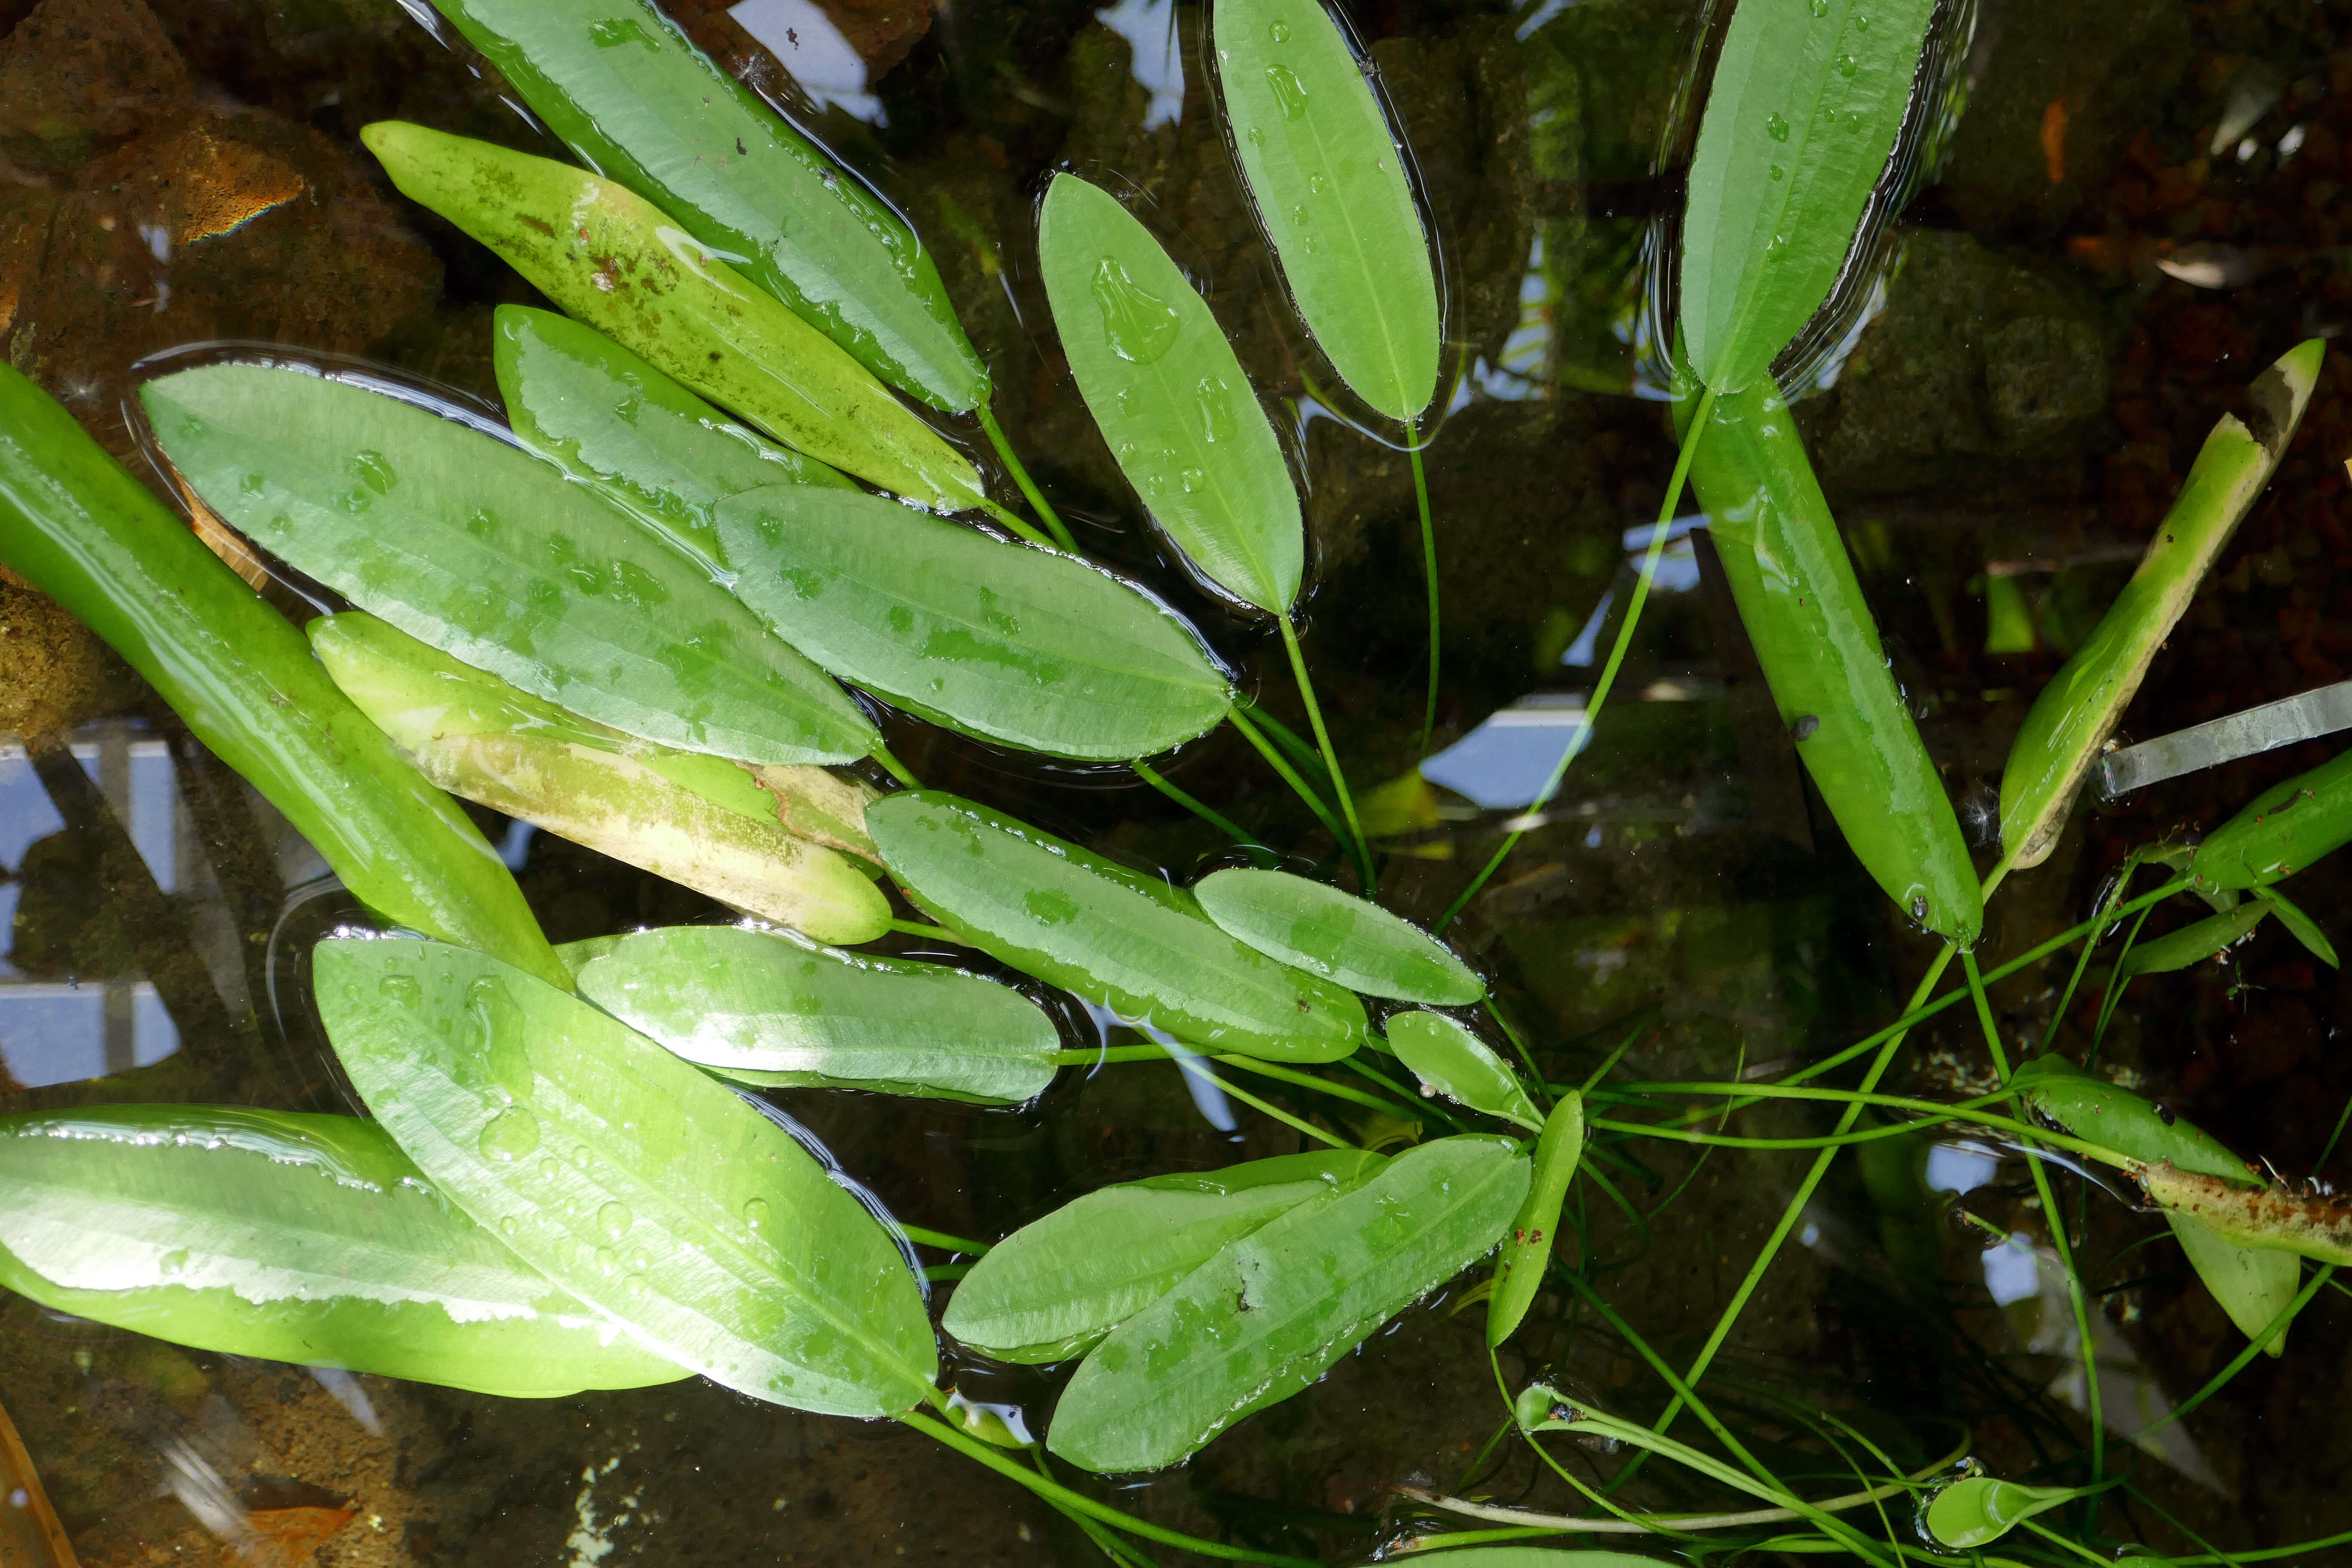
[
  {"left": 378, "top": 974, "right": 420, "bottom": 1009},
  {"left": 1089, "top": 257, "right": 1182, "bottom": 365},
  {"left": 1265, "top": 64, "right": 1309, "bottom": 121},
  {"left": 1837, "top": 53, "right": 1859, "bottom": 76},
  {"left": 1268, "top": 19, "right": 1289, "bottom": 40},
  {"left": 744, "top": 1197, "right": 771, "bottom": 1231},
  {"left": 1194, "top": 377, "right": 1237, "bottom": 443},
  {"left": 1765, "top": 112, "right": 1790, "bottom": 142},
  {"left": 478, "top": 1107, "right": 541, "bottom": 1163},
  {"left": 598, "top": 1200, "right": 634, "bottom": 1239}
]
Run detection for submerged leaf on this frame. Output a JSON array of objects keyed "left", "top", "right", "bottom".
[
  {"left": 313, "top": 615, "right": 889, "bottom": 944},
  {"left": 428, "top": 0, "right": 987, "bottom": 411},
  {"left": 1680, "top": 0, "right": 1939, "bottom": 392},
  {"left": 942, "top": 1152, "right": 1385, "bottom": 1362},
  {"left": 143, "top": 364, "right": 876, "bottom": 768},
  {"left": 1923, "top": 1477, "right": 2081, "bottom": 1549},
  {"left": 315, "top": 939, "right": 940, "bottom": 1416},
  {"left": 1488, "top": 1091, "right": 1584, "bottom": 1346},
  {"left": 1212, "top": 0, "right": 1439, "bottom": 421},
  {"left": 868, "top": 791, "right": 1368, "bottom": 1063},
  {"left": 1047, "top": 1135, "right": 1527, "bottom": 1471},
  {"left": 1193, "top": 867, "right": 1481, "bottom": 1003},
  {"left": 0, "top": 1106, "right": 685, "bottom": 1398},
  {"left": 576, "top": 925, "right": 1058, "bottom": 1103},
  {"left": 2115, "top": 902, "right": 2269, "bottom": 980},
  {"left": 2190, "top": 744, "right": 2352, "bottom": 893},
  {"left": 1036, "top": 175, "right": 1302, "bottom": 612},
  {"left": 2255, "top": 886, "right": 2338, "bottom": 968},
  {"left": 1387, "top": 1011, "right": 1542, "bottom": 1131}
]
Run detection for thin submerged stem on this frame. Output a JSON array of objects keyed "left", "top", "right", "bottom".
[
  {"left": 1228, "top": 704, "right": 1355, "bottom": 859},
  {"left": 870, "top": 743, "right": 921, "bottom": 790},
  {"left": 1276, "top": 615, "right": 1372, "bottom": 887},
  {"left": 976, "top": 497, "right": 1059, "bottom": 550},
  {"left": 1233, "top": 697, "right": 1335, "bottom": 792},
  {"left": 975, "top": 401, "right": 1078, "bottom": 552},
  {"left": 1438, "top": 386, "right": 1718, "bottom": 933},
  {"left": 1409, "top": 424, "right": 1439, "bottom": 755},
  {"left": 888, "top": 919, "right": 963, "bottom": 944},
  {"left": 897, "top": 1223, "right": 992, "bottom": 1255},
  {"left": 1133, "top": 757, "right": 1261, "bottom": 855}
]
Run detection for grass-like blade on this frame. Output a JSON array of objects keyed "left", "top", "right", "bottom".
[
  {"left": 713, "top": 484, "right": 1233, "bottom": 760},
  {"left": 1488, "top": 1090, "right": 1584, "bottom": 1346},
  {"left": 1386, "top": 1011, "right": 1542, "bottom": 1131},
  {"left": 426, "top": 0, "right": 987, "bottom": 413},
  {"left": 1047, "top": 1134, "right": 1526, "bottom": 1471},
  {"left": 1211, "top": 0, "right": 1439, "bottom": 421},
  {"left": 576, "top": 925, "right": 1058, "bottom": 1104},
  {"left": 0, "top": 1106, "right": 686, "bottom": 1397},
  {"left": 361, "top": 122, "right": 985, "bottom": 511},
  {"left": 941, "top": 1152, "right": 1384, "bottom": 1362},
  {"left": 315, "top": 939, "right": 940, "bottom": 1416},
  {"left": 2001, "top": 341, "right": 2323, "bottom": 867},
  {"left": 1036, "top": 174, "right": 1302, "bottom": 612},
  {"left": 1923, "top": 1478, "right": 2084, "bottom": 1549},
  {"left": 1680, "top": 0, "right": 1939, "bottom": 394},
  {"left": 1387, "top": 1556, "right": 1670, "bottom": 1567},
  {"left": 313, "top": 615, "right": 890, "bottom": 944},
  {"left": 143, "top": 363, "right": 877, "bottom": 768},
  {"left": 1193, "top": 867, "right": 1481, "bottom": 1003},
  {"left": 867, "top": 791, "right": 1367, "bottom": 1063}
]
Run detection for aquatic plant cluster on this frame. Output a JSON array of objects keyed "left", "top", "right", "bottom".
[{"left": 0, "top": 0, "right": 2349, "bottom": 1560}]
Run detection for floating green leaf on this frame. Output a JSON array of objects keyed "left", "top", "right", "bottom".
[
  {"left": 941, "top": 1151, "right": 1385, "bottom": 1362},
  {"left": 0, "top": 1106, "right": 685, "bottom": 1398},
  {"left": 1675, "top": 375, "right": 1981, "bottom": 943},
  {"left": 315, "top": 939, "right": 940, "bottom": 1416},
  {"left": 712, "top": 484, "right": 1233, "bottom": 760},
  {"left": 575, "top": 925, "right": 1058, "bottom": 1104},
  {"left": 1212, "top": 0, "right": 1439, "bottom": 421},
  {"left": 0, "top": 363, "right": 564, "bottom": 987},
  {"left": 1387, "top": 1011, "right": 1542, "bottom": 1131},
  {"left": 1923, "top": 1477, "right": 2082, "bottom": 1549},
  {"left": 426, "top": 0, "right": 987, "bottom": 413},
  {"left": 143, "top": 363, "right": 876, "bottom": 768},
  {"left": 496, "top": 306, "right": 857, "bottom": 567},
  {"left": 867, "top": 792, "right": 1368, "bottom": 1063},
  {"left": 1680, "top": 0, "right": 1940, "bottom": 392},
  {"left": 1035, "top": 174, "right": 1302, "bottom": 612},
  {"left": 2191, "top": 744, "right": 2352, "bottom": 893},
  {"left": 312, "top": 615, "right": 889, "bottom": 944},
  {"left": 2001, "top": 341, "right": 2323, "bottom": 867},
  {"left": 1488, "top": 1090, "right": 1584, "bottom": 1346},
  {"left": 361, "top": 122, "right": 984, "bottom": 511},
  {"left": 1047, "top": 1135, "right": 1526, "bottom": 1471},
  {"left": 1193, "top": 867, "right": 1481, "bottom": 1003},
  {"left": 2115, "top": 902, "right": 2270, "bottom": 980}
]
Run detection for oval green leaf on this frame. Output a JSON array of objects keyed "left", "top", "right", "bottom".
[
  {"left": 312, "top": 614, "right": 889, "bottom": 944},
  {"left": 1036, "top": 174, "right": 1302, "bottom": 612},
  {"left": 1923, "top": 1477, "right": 2082, "bottom": 1549},
  {"left": 2001, "top": 341, "right": 2322, "bottom": 867},
  {"left": 2191, "top": 744, "right": 2352, "bottom": 893},
  {"left": 1212, "top": 0, "right": 1439, "bottom": 421},
  {"left": 1488, "top": 1090, "right": 1584, "bottom": 1347},
  {"left": 575, "top": 924, "right": 1059, "bottom": 1104},
  {"left": 314, "top": 938, "right": 941, "bottom": 1416},
  {"left": 712, "top": 484, "right": 1233, "bottom": 760},
  {"left": 1386, "top": 1011, "right": 1541, "bottom": 1131},
  {"left": 867, "top": 791, "right": 1368, "bottom": 1063},
  {"left": 1680, "top": 0, "right": 1939, "bottom": 392},
  {"left": 2255, "top": 886, "right": 2338, "bottom": 968},
  {"left": 2116, "top": 902, "right": 2269, "bottom": 980},
  {"left": 1193, "top": 867, "right": 1481, "bottom": 1003},
  {"left": 142, "top": 362, "right": 876, "bottom": 768},
  {"left": 427, "top": 0, "right": 987, "bottom": 412},
  {"left": 361, "top": 121, "right": 983, "bottom": 510},
  {"left": 0, "top": 1106, "right": 686, "bottom": 1398},
  {"left": 941, "top": 1151, "right": 1385, "bottom": 1362},
  {"left": 1047, "top": 1134, "right": 1527, "bottom": 1471}
]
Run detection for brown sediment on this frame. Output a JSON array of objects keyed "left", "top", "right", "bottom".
[
  {"left": 2134, "top": 1159, "right": 2352, "bottom": 1265},
  {"left": 0, "top": 1385, "right": 78, "bottom": 1566},
  {"left": 0, "top": 566, "right": 133, "bottom": 741}
]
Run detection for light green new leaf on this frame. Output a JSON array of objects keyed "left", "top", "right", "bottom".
[
  {"left": 1923, "top": 1477, "right": 2082, "bottom": 1549},
  {"left": 2191, "top": 744, "right": 2352, "bottom": 893},
  {"left": 1387, "top": 1011, "right": 1542, "bottom": 1131},
  {"left": 1193, "top": 867, "right": 1482, "bottom": 1003},
  {"left": 427, "top": 0, "right": 987, "bottom": 412},
  {"left": 314, "top": 939, "right": 940, "bottom": 1416},
  {"left": 868, "top": 791, "right": 1368, "bottom": 1063},
  {"left": 1036, "top": 174, "right": 1302, "bottom": 612},
  {"left": 1488, "top": 1091, "right": 1584, "bottom": 1346},
  {"left": 2001, "top": 341, "right": 2323, "bottom": 867},
  {"left": 312, "top": 614, "right": 888, "bottom": 944},
  {"left": 1680, "top": 0, "right": 1939, "bottom": 392},
  {"left": 941, "top": 1151, "right": 1385, "bottom": 1362},
  {"left": 142, "top": 363, "right": 876, "bottom": 768},
  {"left": 576, "top": 925, "right": 1058, "bottom": 1104},
  {"left": 361, "top": 122, "right": 984, "bottom": 511},
  {"left": 0, "top": 1106, "right": 685, "bottom": 1398},
  {"left": 1048, "top": 1135, "right": 1526, "bottom": 1471},
  {"left": 2116, "top": 902, "right": 2270, "bottom": 980},
  {"left": 713, "top": 484, "right": 1233, "bottom": 760},
  {"left": 1213, "top": 0, "right": 1439, "bottom": 421}
]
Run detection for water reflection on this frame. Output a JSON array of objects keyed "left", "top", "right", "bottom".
[
  {"left": 1093, "top": 0, "right": 1185, "bottom": 129},
  {"left": 730, "top": 0, "right": 887, "bottom": 123}
]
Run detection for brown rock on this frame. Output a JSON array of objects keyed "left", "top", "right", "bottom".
[
  {"left": 0, "top": 0, "right": 189, "bottom": 172},
  {"left": 0, "top": 568, "right": 133, "bottom": 741}
]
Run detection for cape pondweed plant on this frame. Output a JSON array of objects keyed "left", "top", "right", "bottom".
[{"left": 2, "top": 0, "right": 2352, "bottom": 1562}]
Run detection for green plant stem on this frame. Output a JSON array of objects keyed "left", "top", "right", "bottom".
[
  {"left": 1438, "top": 386, "right": 1718, "bottom": 933},
  {"left": 1410, "top": 424, "right": 1439, "bottom": 755},
  {"left": 871, "top": 743, "right": 921, "bottom": 789},
  {"left": 976, "top": 401, "right": 1078, "bottom": 552},
  {"left": 898, "top": 1224, "right": 992, "bottom": 1255},
  {"left": 1228, "top": 705, "right": 1354, "bottom": 853},
  {"left": 1566, "top": 1275, "right": 1787, "bottom": 1498},
  {"left": 1183, "top": 1057, "right": 1351, "bottom": 1148},
  {"left": 1050, "top": 1044, "right": 1193, "bottom": 1065},
  {"left": 1584, "top": 1084, "right": 2123, "bottom": 1167},
  {"left": 888, "top": 919, "right": 963, "bottom": 943},
  {"left": 1483, "top": 999, "right": 1550, "bottom": 1110},
  {"left": 1214, "top": 1054, "right": 1422, "bottom": 1119},
  {"left": 2116, "top": 1263, "right": 2329, "bottom": 1451},
  {"left": 1234, "top": 697, "right": 1335, "bottom": 792},
  {"left": 975, "top": 496, "right": 1058, "bottom": 549},
  {"left": 901, "top": 1412, "right": 1317, "bottom": 1567},
  {"left": 1133, "top": 757, "right": 1260, "bottom": 853},
  {"left": 1276, "top": 615, "right": 1372, "bottom": 887}
]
